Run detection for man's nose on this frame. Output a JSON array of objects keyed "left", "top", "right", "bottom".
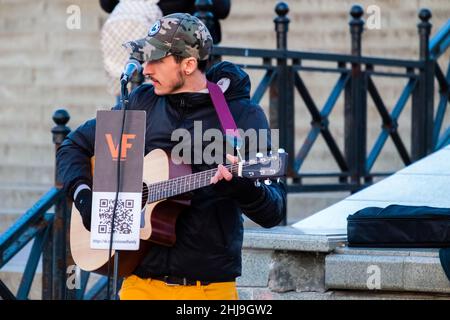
[{"left": 143, "top": 62, "right": 154, "bottom": 75}]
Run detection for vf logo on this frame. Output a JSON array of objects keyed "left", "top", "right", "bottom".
[{"left": 106, "top": 134, "right": 136, "bottom": 161}]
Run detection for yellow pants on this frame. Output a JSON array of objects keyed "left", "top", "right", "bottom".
[{"left": 119, "top": 275, "right": 238, "bottom": 300}]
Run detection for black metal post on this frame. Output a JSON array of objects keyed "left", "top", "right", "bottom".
[
  {"left": 270, "top": 2, "right": 292, "bottom": 225},
  {"left": 50, "top": 109, "right": 71, "bottom": 299},
  {"left": 412, "top": 9, "right": 434, "bottom": 161},
  {"left": 194, "top": 0, "right": 220, "bottom": 67},
  {"left": 345, "top": 5, "right": 367, "bottom": 191},
  {"left": 194, "top": 0, "right": 215, "bottom": 33},
  {"left": 270, "top": 1, "right": 294, "bottom": 175}
]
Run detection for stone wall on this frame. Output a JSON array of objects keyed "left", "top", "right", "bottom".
[
  {"left": 0, "top": 0, "right": 449, "bottom": 224},
  {"left": 237, "top": 227, "right": 450, "bottom": 300}
]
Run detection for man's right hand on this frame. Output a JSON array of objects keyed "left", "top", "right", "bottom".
[{"left": 74, "top": 188, "right": 92, "bottom": 231}]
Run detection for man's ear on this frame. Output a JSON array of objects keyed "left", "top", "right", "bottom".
[{"left": 183, "top": 57, "right": 198, "bottom": 76}]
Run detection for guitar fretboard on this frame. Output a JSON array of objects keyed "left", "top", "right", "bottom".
[{"left": 143, "top": 164, "right": 240, "bottom": 203}]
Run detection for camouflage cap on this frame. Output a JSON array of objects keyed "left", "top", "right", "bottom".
[{"left": 122, "top": 13, "right": 213, "bottom": 62}]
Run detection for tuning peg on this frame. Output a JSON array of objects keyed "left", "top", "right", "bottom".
[
  {"left": 256, "top": 152, "right": 263, "bottom": 158},
  {"left": 264, "top": 179, "right": 272, "bottom": 185},
  {"left": 277, "top": 178, "right": 281, "bottom": 183},
  {"left": 254, "top": 179, "right": 261, "bottom": 187},
  {"left": 277, "top": 148, "right": 285, "bottom": 154}
]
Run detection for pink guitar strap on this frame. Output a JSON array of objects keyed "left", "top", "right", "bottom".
[{"left": 207, "top": 81, "right": 243, "bottom": 150}]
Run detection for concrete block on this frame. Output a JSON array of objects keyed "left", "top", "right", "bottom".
[
  {"left": 243, "top": 227, "right": 346, "bottom": 252},
  {"left": 236, "top": 287, "right": 254, "bottom": 300},
  {"left": 238, "top": 249, "right": 272, "bottom": 287},
  {"left": 404, "top": 256, "right": 450, "bottom": 293},
  {"left": 269, "top": 251, "right": 327, "bottom": 293},
  {"left": 249, "top": 287, "right": 334, "bottom": 300},
  {"left": 326, "top": 253, "right": 405, "bottom": 291},
  {"left": 325, "top": 247, "right": 450, "bottom": 294}
]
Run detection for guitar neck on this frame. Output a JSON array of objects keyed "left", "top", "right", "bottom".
[{"left": 146, "top": 164, "right": 239, "bottom": 203}]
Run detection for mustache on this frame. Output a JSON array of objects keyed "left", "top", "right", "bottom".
[{"left": 144, "top": 75, "right": 160, "bottom": 83}]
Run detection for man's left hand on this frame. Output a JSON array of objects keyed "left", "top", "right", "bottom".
[
  {"left": 210, "top": 154, "right": 265, "bottom": 205},
  {"left": 210, "top": 154, "right": 238, "bottom": 184}
]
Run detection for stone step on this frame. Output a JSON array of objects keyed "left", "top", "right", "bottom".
[
  {"left": 238, "top": 287, "right": 450, "bottom": 300},
  {"left": 325, "top": 247, "right": 450, "bottom": 294},
  {"left": 0, "top": 102, "right": 105, "bottom": 127},
  {"left": 0, "top": 164, "right": 54, "bottom": 185},
  {"left": 0, "top": 65, "right": 107, "bottom": 86},
  {"left": 0, "top": 184, "right": 51, "bottom": 212},
  {"left": 0, "top": 144, "right": 54, "bottom": 166},
  {"left": 2, "top": 84, "right": 113, "bottom": 107}
]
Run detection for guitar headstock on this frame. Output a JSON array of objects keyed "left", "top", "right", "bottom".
[{"left": 240, "top": 149, "right": 287, "bottom": 180}]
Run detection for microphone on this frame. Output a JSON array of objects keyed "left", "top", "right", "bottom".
[{"left": 120, "top": 58, "right": 143, "bottom": 84}]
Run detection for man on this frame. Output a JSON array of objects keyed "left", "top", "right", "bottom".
[{"left": 57, "top": 13, "right": 286, "bottom": 300}]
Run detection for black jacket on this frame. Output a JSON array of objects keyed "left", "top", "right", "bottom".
[{"left": 56, "top": 62, "right": 286, "bottom": 282}]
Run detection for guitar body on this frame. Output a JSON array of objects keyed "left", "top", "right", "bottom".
[
  {"left": 70, "top": 148, "right": 191, "bottom": 276},
  {"left": 140, "top": 149, "right": 191, "bottom": 243}
]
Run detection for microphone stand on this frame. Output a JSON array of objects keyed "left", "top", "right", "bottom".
[{"left": 106, "top": 77, "right": 130, "bottom": 300}]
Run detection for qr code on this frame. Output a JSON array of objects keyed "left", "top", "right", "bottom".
[{"left": 98, "top": 198, "right": 134, "bottom": 234}]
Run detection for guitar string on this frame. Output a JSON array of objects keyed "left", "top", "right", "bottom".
[
  {"left": 145, "top": 164, "right": 233, "bottom": 200},
  {"left": 144, "top": 157, "right": 279, "bottom": 203},
  {"left": 145, "top": 163, "right": 241, "bottom": 203},
  {"left": 146, "top": 165, "right": 235, "bottom": 203}
]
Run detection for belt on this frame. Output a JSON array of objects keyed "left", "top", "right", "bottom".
[{"left": 152, "top": 275, "right": 213, "bottom": 286}]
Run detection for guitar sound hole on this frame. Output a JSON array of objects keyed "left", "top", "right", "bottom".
[{"left": 141, "top": 183, "right": 149, "bottom": 209}]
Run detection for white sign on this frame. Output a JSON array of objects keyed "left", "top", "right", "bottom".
[{"left": 90, "top": 191, "right": 142, "bottom": 250}]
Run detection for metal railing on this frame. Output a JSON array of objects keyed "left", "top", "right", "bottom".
[{"left": 199, "top": 2, "right": 450, "bottom": 196}]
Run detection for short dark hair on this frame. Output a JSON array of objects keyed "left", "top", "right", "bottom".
[{"left": 173, "top": 55, "right": 208, "bottom": 73}]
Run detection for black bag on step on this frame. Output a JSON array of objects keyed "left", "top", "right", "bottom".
[
  {"left": 347, "top": 204, "right": 450, "bottom": 282},
  {"left": 347, "top": 204, "right": 450, "bottom": 248}
]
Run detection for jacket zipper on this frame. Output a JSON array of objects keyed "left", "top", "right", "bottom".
[{"left": 179, "top": 98, "right": 186, "bottom": 120}]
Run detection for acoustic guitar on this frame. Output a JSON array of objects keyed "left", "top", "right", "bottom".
[{"left": 70, "top": 148, "right": 287, "bottom": 276}]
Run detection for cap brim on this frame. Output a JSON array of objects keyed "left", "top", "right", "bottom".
[{"left": 122, "top": 38, "right": 169, "bottom": 62}]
